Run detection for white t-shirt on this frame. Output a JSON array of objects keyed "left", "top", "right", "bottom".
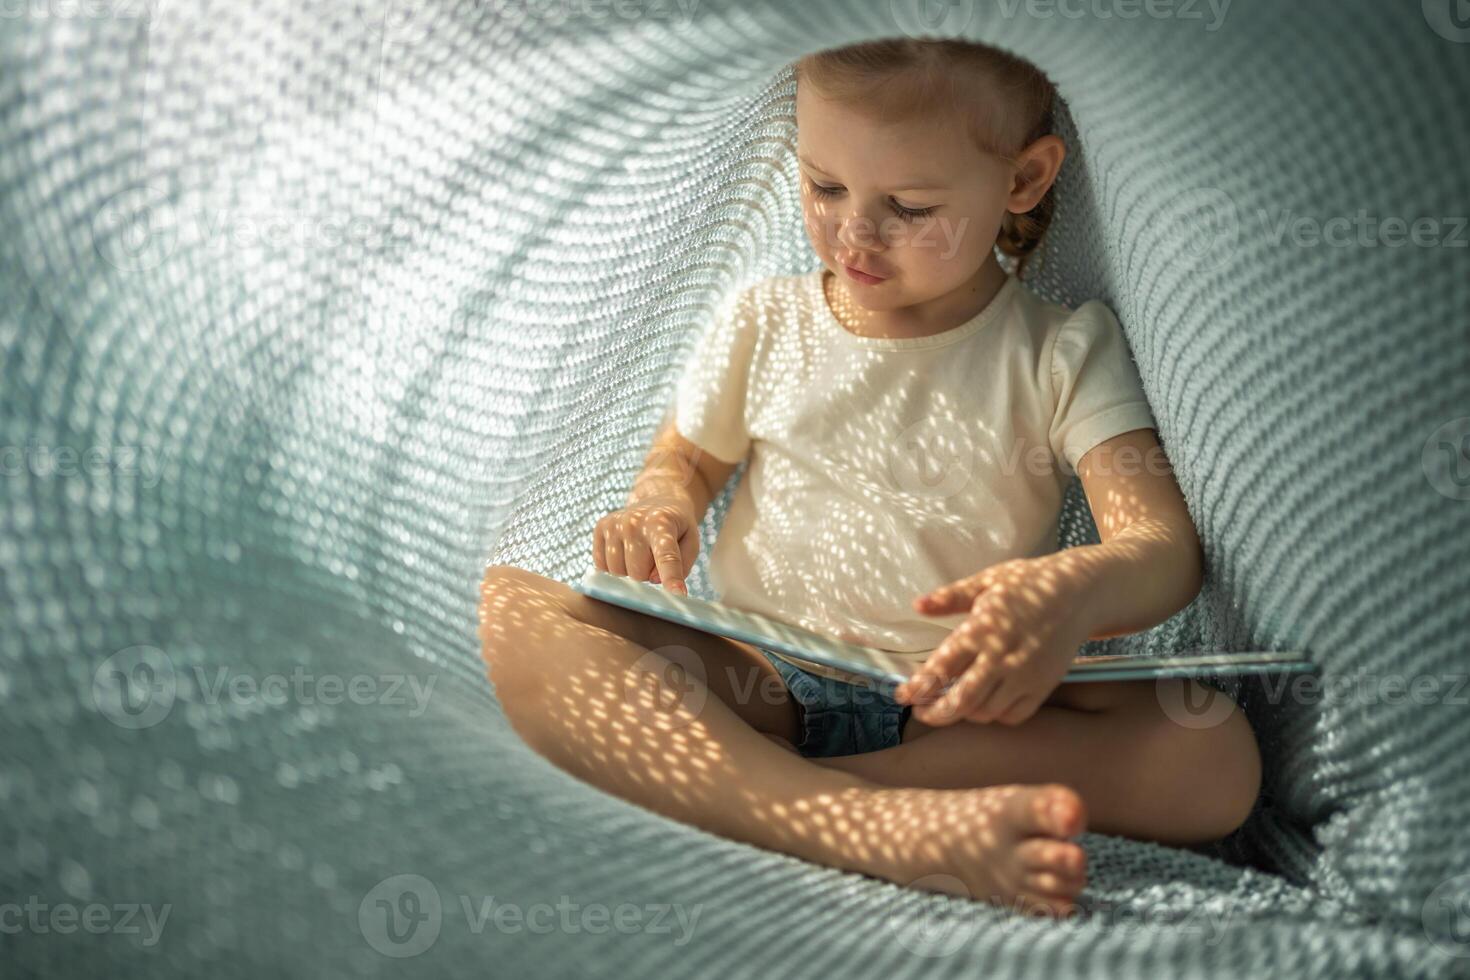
[{"left": 674, "top": 268, "right": 1157, "bottom": 682}]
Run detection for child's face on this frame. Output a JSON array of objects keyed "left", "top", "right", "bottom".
[{"left": 796, "top": 81, "right": 1026, "bottom": 312}]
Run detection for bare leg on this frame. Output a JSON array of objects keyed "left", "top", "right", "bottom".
[
  {"left": 479, "top": 565, "right": 1090, "bottom": 914},
  {"left": 813, "top": 679, "right": 1262, "bottom": 847}
]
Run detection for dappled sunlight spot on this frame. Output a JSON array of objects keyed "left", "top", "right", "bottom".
[
  {"left": 700, "top": 271, "right": 1087, "bottom": 674},
  {"left": 478, "top": 564, "right": 1090, "bottom": 918},
  {"left": 478, "top": 567, "right": 733, "bottom": 812}
]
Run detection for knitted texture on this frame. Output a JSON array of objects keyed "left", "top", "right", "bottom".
[{"left": 2, "top": 0, "right": 1467, "bottom": 976}]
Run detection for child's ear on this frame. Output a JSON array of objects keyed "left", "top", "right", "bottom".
[{"left": 1008, "top": 135, "right": 1066, "bottom": 214}]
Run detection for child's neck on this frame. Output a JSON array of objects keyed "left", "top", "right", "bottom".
[{"left": 824, "top": 254, "right": 1010, "bottom": 341}]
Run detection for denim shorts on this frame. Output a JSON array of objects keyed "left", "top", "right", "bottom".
[{"left": 758, "top": 647, "right": 912, "bottom": 758}]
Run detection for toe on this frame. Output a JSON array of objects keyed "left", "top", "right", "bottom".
[
  {"left": 1024, "top": 784, "right": 1086, "bottom": 839},
  {"left": 1017, "top": 839, "right": 1087, "bottom": 879}
]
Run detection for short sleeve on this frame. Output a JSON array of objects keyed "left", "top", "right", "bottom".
[
  {"left": 1047, "top": 301, "right": 1158, "bottom": 478},
  {"left": 673, "top": 287, "right": 758, "bottom": 465}
]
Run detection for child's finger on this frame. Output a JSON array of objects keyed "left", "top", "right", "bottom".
[
  {"left": 899, "top": 631, "right": 978, "bottom": 705},
  {"left": 592, "top": 520, "right": 608, "bottom": 572},
  {"left": 958, "top": 670, "right": 1013, "bottom": 723},
  {"left": 649, "top": 521, "right": 687, "bottom": 595},
  {"left": 913, "top": 589, "right": 963, "bottom": 615},
  {"left": 605, "top": 533, "right": 627, "bottom": 576},
  {"left": 895, "top": 670, "right": 944, "bottom": 705},
  {"left": 928, "top": 660, "right": 1002, "bottom": 724},
  {"left": 914, "top": 576, "right": 984, "bottom": 615},
  {"left": 624, "top": 533, "right": 656, "bottom": 583},
  {"left": 988, "top": 690, "right": 1042, "bottom": 727}
]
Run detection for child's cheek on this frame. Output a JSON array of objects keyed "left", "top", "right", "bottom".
[{"left": 801, "top": 199, "right": 838, "bottom": 253}]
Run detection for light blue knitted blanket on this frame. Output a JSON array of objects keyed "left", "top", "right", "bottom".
[{"left": 2, "top": 0, "right": 1466, "bottom": 976}]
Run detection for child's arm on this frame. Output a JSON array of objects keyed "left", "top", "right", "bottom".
[
  {"left": 625, "top": 406, "right": 741, "bottom": 522},
  {"left": 593, "top": 406, "right": 742, "bottom": 595},
  {"left": 607, "top": 283, "right": 755, "bottom": 591},
  {"left": 895, "top": 427, "right": 1203, "bottom": 727},
  {"left": 1052, "top": 427, "right": 1204, "bottom": 641}
]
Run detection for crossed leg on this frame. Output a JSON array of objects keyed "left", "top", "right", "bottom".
[
  {"left": 813, "top": 677, "right": 1262, "bottom": 847},
  {"left": 479, "top": 564, "right": 1091, "bottom": 915},
  {"left": 480, "top": 564, "right": 1264, "bottom": 912}
]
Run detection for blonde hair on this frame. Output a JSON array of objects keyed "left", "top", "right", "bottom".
[{"left": 793, "top": 39, "right": 1058, "bottom": 277}]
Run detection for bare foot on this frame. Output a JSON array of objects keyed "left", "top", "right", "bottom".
[{"left": 813, "top": 783, "right": 1088, "bottom": 917}]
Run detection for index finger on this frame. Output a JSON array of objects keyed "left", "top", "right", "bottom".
[
  {"left": 648, "top": 520, "right": 687, "bottom": 595},
  {"left": 897, "top": 624, "right": 980, "bottom": 703}
]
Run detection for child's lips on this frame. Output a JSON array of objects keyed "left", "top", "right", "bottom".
[{"left": 844, "top": 264, "right": 887, "bottom": 286}]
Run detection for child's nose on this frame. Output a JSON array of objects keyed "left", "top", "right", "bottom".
[{"left": 835, "top": 211, "right": 888, "bottom": 252}]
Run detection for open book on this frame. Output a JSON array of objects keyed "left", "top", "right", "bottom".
[{"left": 572, "top": 569, "right": 1318, "bottom": 689}]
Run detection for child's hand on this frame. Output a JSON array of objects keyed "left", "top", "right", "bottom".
[
  {"left": 593, "top": 495, "right": 700, "bottom": 596},
  {"left": 893, "top": 557, "right": 1094, "bottom": 727}
]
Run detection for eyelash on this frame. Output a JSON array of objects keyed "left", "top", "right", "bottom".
[{"left": 808, "top": 181, "right": 937, "bottom": 223}]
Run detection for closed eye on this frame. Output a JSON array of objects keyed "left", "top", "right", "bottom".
[{"left": 807, "top": 180, "right": 938, "bottom": 223}]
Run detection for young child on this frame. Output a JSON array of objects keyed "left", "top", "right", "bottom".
[{"left": 480, "top": 38, "right": 1262, "bottom": 918}]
